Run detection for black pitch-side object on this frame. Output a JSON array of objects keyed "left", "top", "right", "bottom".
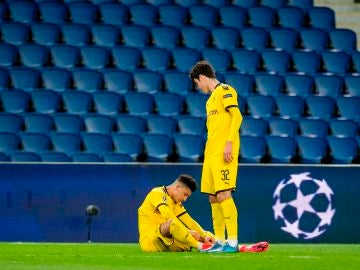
[{"left": 86, "top": 205, "right": 100, "bottom": 242}]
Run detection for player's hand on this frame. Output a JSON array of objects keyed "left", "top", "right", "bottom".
[
  {"left": 189, "top": 230, "right": 203, "bottom": 242},
  {"left": 204, "top": 231, "right": 215, "bottom": 245},
  {"left": 224, "top": 141, "right": 233, "bottom": 163}
]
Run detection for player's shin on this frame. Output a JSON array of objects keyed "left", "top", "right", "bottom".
[
  {"left": 220, "top": 198, "right": 238, "bottom": 247},
  {"left": 211, "top": 202, "right": 226, "bottom": 243}
]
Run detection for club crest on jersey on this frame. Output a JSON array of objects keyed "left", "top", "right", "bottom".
[
  {"left": 162, "top": 196, "right": 167, "bottom": 202},
  {"left": 222, "top": 85, "right": 229, "bottom": 90}
]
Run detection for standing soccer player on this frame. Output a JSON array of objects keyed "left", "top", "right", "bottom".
[{"left": 189, "top": 61, "right": 243, "bottom": 252}]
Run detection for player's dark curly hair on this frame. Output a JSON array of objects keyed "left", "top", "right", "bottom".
[
  {"left": 177, "top": 174, "right": 197, "bottom": 192},
  {"left": 189, "top": 60, "right": 216, "bottom": 82}
]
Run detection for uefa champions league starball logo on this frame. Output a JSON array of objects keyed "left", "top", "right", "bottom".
[{"left": 272, "top": 172, "right": 336, "bottom": 240}]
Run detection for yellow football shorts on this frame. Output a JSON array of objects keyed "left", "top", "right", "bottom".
[{"left": 201, "top": 154, "right": 239, "bottom": 195}]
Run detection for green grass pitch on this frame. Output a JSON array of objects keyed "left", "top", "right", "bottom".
[{"left": 0, "top": 243, "right": 359, "bottom": 270}]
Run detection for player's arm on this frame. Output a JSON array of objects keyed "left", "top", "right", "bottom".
[
  {"left": 224, "top": 106, "right": 242, "bottom": 163},
  {"left": 157, "top": 204, "right": 190, "bottom": 232},
  {"left": 177, "top": 212, "right": 206, "bottom": 239}
]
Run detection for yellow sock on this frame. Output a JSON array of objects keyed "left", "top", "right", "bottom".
[
  {"left": 220, "top": 198, "right": 238, "bottom": 242},
  {"left": 211, "top": 202, "right": 225, "bottom": 242},
  {"left": 169, "top": 221, "right": 199, "bottom": 249}
]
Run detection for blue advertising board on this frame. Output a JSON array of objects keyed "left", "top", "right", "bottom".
[{"left": 0, "top": 163, "right": 359, "bottom": 243}]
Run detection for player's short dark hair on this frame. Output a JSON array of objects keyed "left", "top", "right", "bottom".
[
  {"left": 189, "top": 60, "right": 216, "bottom": 82},
  {"left": 176, "top": 174, "right": 197, "bottom": 192}
]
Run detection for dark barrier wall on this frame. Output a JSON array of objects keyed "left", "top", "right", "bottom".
[{"left": 0, "top": 163, "right": 359, "bottom": 243}]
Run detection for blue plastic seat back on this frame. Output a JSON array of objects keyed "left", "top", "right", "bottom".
[
  {"left": 116, "top": 115, "right": 146, "bottom": 134},
  {"left": 158, "top": 4, "right": 188, "bottom": 27},
  {"left": 298, "top": 119, "right": 329, "bottom": 138},
  {"left": 92, "top": 25, "right": 121, "bottom": 47},
  {"left": 1, "top": 22, "right": 30, "bottom": 45},
  {"left": 82, "top": 132, "right": 113, "bottom": 154},
  {"left": 124, "top": 92, "right": 155, "bottom": 115},
  {"left": 53, "top": 114, "right": 85, "bottom": 134},
  {"left": 129, "top": 4, "right": 158, "bottom": 26},
  {"left": 266, "top": 135, "right": 297, "bottom": 163},
  {"left": 0, "top": 90, "right": 31, "bottom": 113},
  {"left": 182, "top": 26, "right": 211, "bottom": 49},
  {"left": 277, "top": 6, "right": 305, "bottom": 28},
  {"left": 72, "top": 69, "right": 103, "bottom": 92},
  {"left": 146, "top": 115, "right": 177, "bottom": 136},
  {"left": 269, "top": 118, "right": 299, "bottom": 137},
  {"left": 174, "top": 134, "right": 205, "bottom": 162},
  {"left": 296, "top": 136, "right": 328, "bottom": 164},
  {"left": 93, "top": 92, "right": 124, "bottom": 115},
  {"left": 112, "top": 133, "right": 143, "bottom": 160},
  {"left": 39, "top": 1, "right": 68, "bottom": 24},
  {"left": 240, "top": 135, "right": 266, "bottom": 163},
  {"left": 0, "top": 114, "right": 23, "bottom": 133},
  {"left": 51, "top": 132, "right": 82, "bottom": 155},
  {"left": 99, "top": 3, "right": 129, "bottom": 25},
  {"left": 23, "top": 113, "right": 53, "bottom": 133},
  {"left": 31, "top": 23, "right": 61, "bottom": 46},
  {"left": 275, "top": 95, "right": 305, "bottom": 118},
  {"left": 10, "top": 68, "right": 41, "bottom": 91},
  {"left": 103, "top": 70, "right": 132, "bottom": 93},
  {"left": 41, "top": 68, "right": 72, "bottom": 92},
  {"left": 20, "top": 132, "right": 51, "bottom": 152},
  {"left": 177, "top": 116, "right": 206, "bottom": 137},
  {"left": 248, "top": 6, "right": 276, "bottom": 28},
  {"left": 151, "top": 26, "right": 181, "bottom": 49},
  {"left": 154, "top": 93, "right": 184, "bottom": 116},
  {"left": 241, "top": 117, "right": 268, "bottom": 137},
  {"left": 84, "top": 115, "right": 115, "bottom": 134},
  {"left": 143, "top": 133, "right": 174, "bottom": 162}
]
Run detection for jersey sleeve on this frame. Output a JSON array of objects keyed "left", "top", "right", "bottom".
[
  {"left": 147, "top": 188, "right": 168, "bottom": 210},
  {"left": 221, "top": 84, "right": 238, "bottom": 109}
]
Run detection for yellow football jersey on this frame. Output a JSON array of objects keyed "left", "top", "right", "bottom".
[
  {"left": 205, "top": 83, "right": 240, "bottom": 158},
  {"left": 138, "top": 186, "right": 186, "bottom": 243}
]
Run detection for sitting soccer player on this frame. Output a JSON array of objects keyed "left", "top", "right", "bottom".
[{"left": 138, "top": 174, "right": 216, "bottom": 252}]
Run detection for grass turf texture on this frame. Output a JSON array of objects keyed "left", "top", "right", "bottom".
[{"left": 0, "top": 243, "right": 359, "bottom": 270}]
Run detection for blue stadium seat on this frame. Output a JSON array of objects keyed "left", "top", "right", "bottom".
[
  {"left": 300, "top": 29, "right": 329, "bottom": 51},
  {"left": 315, "top": 75, "right": 344, "bottom": 97},
  {"left": 352, "top": 51, "right": 360, "bottom": 73},
  {"left": 1, "top": 22, "right": 30, "bottom": 45},
  {"left": 103, "top": 70, "right": 132, "bottom": 93},
  {"left": 284, "top": 74, "right": 314, "bottom": 97},
  {"left": 247, "top": 95, "right": 276, "bottom": 118},
  {"left": 121, "top": 25, "right": 150, "bottom": 47},
  {"left": 91, "top": 25, "right": 120, "bottom": 47},
  {"left": 0, "top": 3, "right": 8, "bottom": 22},
  {"left": 0, "top": 68, "right": 9, "bottom": 90},
  {"left": 72, "top": 69, "right": 103, "bottom": 92},
  {"left": 23, "top": 113, "right": 53, "bottom": 133},
  {"left": 298, "top": 118, "right": 329, "bottom": 138},
  {"left": 124, "top": 92, "right": 154, "bottom": 115},
  {"left": 164, "top": 71, "right": 192, "bottom": 96},
  {"left": 53, "top": 114, "right": 84, "bottom": 134},
  {"left": 38, "top": 1, "right": 68, "bottom": 24},
  {"left": 292, "top": 51, "right": 321, "bottom": 74},
  {"left": 143, "top": 133, "right": 174, "bottom": 162},
  {"left": 171, "top": 48, "right": 202, "bottom": 72},
  {"left": 219, "top": 6, "right": 247, "bottom": 30},
  {"left": 232, "top": 0, "right": 257, "bottom": 9},
  {"left": 240, "top": 135, "right": 266, "bottom": 163},
  {"left": 0, "top": 43, "right": 18, "bottom": 67},
  {"left": 146, "top": 115, "right": 177, "bottom": 136},
  {"left": 202, "top": 49, "right": 231, "bottom": 73},
  {"left": 327, "top": 136, "right": 358, "bottom": 164},
  {"left": 142, "top": 48, "right": 171, "bottom": 72},
  {"left": 40, "top": 152, "right": 72, "bottom": 162},
  {"left": 80, "top": 46, "right": 110, "bottom": 70},
  {"left": 261, "top": 0, "right": 286, "bottom": 9},
  {"left": 51, "top": 45, "right": 80, "bottom": 69},
  {"left": 116, "top": 115, "right": 147, "bottom": 134},
  {"left": 329, "top": 119, "right": 358, "bottom": 138},
  {"left": 51, "top": 132, "right": 82, "bottom": 155},
  {"left": 224, "top": 73, "right": 254, "bottom": 96},
  {"left": 151, "top": 26, "right": 181, "bottom": 49},
  {"left": 31, "top": 90, "right": 61, "bottom": 114},
  {"left": 296, "top": 136, "right": 328, "bottom": 164},
  {"left": 84, "top": 115, "right": 115, "bottom": 134},
  {"left": 204, "top": 0, "right": 230, "bottom": 8},
  {"left": 266, "top": 135, "right": 297, "bottom": 163},
  {"left": 0, "top": 152, "right": 10, "bottom": 161},
  {"left": 0, "top": 90, "right": 30, "bottom": 113},
  {"left": 248, "top": 6, "right": 276, "bottom": 28},
  {"left": 41, "top": 68, "right": 72, "bottom": 92},
  {"left": 154, "top": 93, "right": 184, "bottom": 116},
  {"left": 61, "top": 24, "right": 91, "bottom": 47},
  {"left": 255, "top": 74, "right": 284, "bottom": 96},
  {"left": 306, "top": 96, "right": 336, "bottom": 119},
  {"left": 19, "top": 44, "right": 49, "bottom": 68},
  {"left": 10, "top": 68, "right": 41, "bottom": 91},
  {"left": 270, "top": 28, "right": 300, "bottom": 52},
  {"left": 241, "top": 117, "right": 268, "bottom": 137},
  {"left": 177, "top": 115, "right": 206, "bottom": 137},
  {"left": 277, "top": 6, "right": 305, "bottom": 29},
  {"left": 82, "top": 133, "right": 113, "bottom": 154},
  {"left": 336, "top": 96, "right": 360, "bottom": 120},
  {"left": 8, "top": 1, "right": 38, "bottom": 23},
  {"left": 129, "top": 4, "right": 158, "bottom": 26},
  {"left": 72, "top": 153, "right": 104, "bottom": 162},
  {"left": 182, "top": 26, "right": 211, "bottom": 50},
  {"left": 262, "top": 50, "right": 291, "bottom": 74},
  {"left": 268, "top": 118, "right": 299, "bottom": 137},
  {"left": 345, "top": 75, "right": 360, "bottom": 96},
  {"left": 321, "top": 51, "right": 350, "bottom": 75},
  {"left": 0, "top": 113, "right": 23, "bottom": 133},
  {"left": 329, "top": 29, "right": 357, "bottom": 51},
  {"left": 111, "top": 47, "right": 141, "bottom": 71},
  {"left": 158, "top": 4, "right": 188, "bottom": 27},
  {"left": 10, "top": 152, "right": 41, "bottom": 162},
  {"left": 31, "top": 23, "right": 61, "bottom": 46},
  {"left": 68, "top": 2, "right": 98, "bottom": 24},
  {"left": 102, "top": 153, "right": 133, "bottom": 162},
  {"left": 0, "top": 132, "right": 20, "bottom": 153},
  {"left": 93, "top": 91, "right": 124, "bottom": 115},
  {"left": 134, "top": 71, "right": 163, "bottom": 94},
  {"left": 20, "top": 132, "right": 51, "bottom": 153},
  {"left": 308, "top": 7, "right": 335, "bottom": 30},
  {"left": 189, "top": 5, "right": 218, "bottom": 28},
  {"left": 99, "top": 3, "right": 128, "bottom": 25},
  {"left": 241, "top": 28, "right": 269, "bottom": 50},
  {"left": 212, "top": 27, "right": 241, "bottom": 51},
  {"left": 62, "top": 91, "right": 93, "bottom": 115},
  {"left": 173, "top": 134, "right": 204, "bottom": 162},
  {"left": 112, "top": 133, "right": 143, "bottom": 161},
  {"left": 185, "top": 93, "right": 208, "bottom": 118},
  {"left": 231, "top": 49, "right": 261, "bottom": 74},
  {"left": 287, "top": 0, "right": 314, "bottom": 11},
  {"left": 275, "top": 95, "right": 305, "bottom": 118}
]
